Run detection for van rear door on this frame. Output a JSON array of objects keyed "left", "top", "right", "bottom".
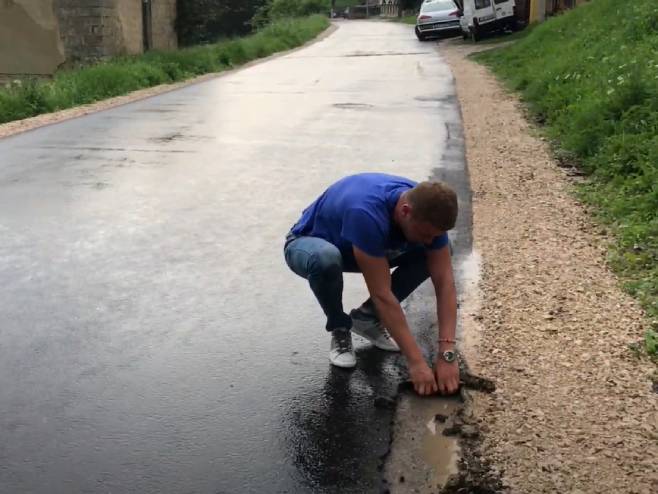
[
  {"left": 493, "top": 0, "right": 515, "bottom": 21},
  {"left": 473, "top": 0, "right": 496, "bottom": 26}
]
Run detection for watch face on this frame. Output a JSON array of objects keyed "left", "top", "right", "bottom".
[{"left": 442, "top": 350, "right": 456, "bottom": 363}]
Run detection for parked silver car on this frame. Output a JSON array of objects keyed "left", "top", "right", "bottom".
[{"left": 415, "top": 0, "right": 462, "bottom": 41}]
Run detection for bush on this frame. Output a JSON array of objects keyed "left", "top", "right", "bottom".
[
  {"left": 0, "top": 80, "right": 53, "bottom": 122},
  {"left": 252, "top": 0, "right": 330, "bottom": 27},
  {"left": 176, "top": 0, "right": 268, "bottom": 46},
  {"left": 271, "top": 0, "right": 330, "bottom": 17},
  {"left": 476, "top": 0, "right": 658, "bottom": 323}
]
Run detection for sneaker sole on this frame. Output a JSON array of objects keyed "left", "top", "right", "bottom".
[
  {"left": 351, "top": 326, "right": 400, "bottom": 352},
  {"left": 329, "top": 356, "right": 357, "bottom": 369}
]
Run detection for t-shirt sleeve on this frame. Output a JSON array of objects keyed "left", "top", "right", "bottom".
[
  {"left": 428, "top": 232, "right": 449, "bottom": 250},
  {"left": 341, "top": 207, "right": 386, "bottom": 257}
]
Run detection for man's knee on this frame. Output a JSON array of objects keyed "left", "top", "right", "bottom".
[{"left": 309, "top": 247, "right": 343, "bottom": 279}]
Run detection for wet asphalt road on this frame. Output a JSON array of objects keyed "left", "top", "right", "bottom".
[{"left": 0, "top": 21, "right": 470, "bottom": 494}]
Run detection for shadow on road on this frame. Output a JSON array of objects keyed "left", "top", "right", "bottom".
[{"left": 282, "top": 348, "right": 402, "bottom": 492}]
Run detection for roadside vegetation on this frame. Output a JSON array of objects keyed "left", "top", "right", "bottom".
[
  {"left": 252, "top": 0, "right": 332, "bottom": 26},
  {"left": 475, "top": 0, "right": 658, "bottom": 354},
  {"left": 0, "top": 12, "right": 329, "bottom": 125},
  {"left": 333, "top": 0, "right": 361, "bottom": 9},
  {"left": 394, "top": 14, "right": 418, "bottom": 25}
]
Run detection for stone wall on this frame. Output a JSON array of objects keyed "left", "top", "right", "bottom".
[
  {"left": 151, "top": 0, "right": 177, "bottom": 51},
  {"left": 116, "top": 0, "right": 143, "bottom": 55},
  {"left": 0, "top": 0, "right": 66, "bottom": 76},
  {"left": 0, "top": 0, "right": 177, "bottom": 77},
  {"left": 54, "top": 0, "right": 122, "bottom": 62}
]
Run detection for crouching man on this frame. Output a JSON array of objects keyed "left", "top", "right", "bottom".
[{"left": 284, "top": 173, "right": 459, "bottom": 395}]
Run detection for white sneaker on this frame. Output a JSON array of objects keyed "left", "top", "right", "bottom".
[
  {"left": 329, "top": 330, "right": 356, "bottom": 368},
  {"left": 350, "top": 309, "right": 400, "bottom": 352}
]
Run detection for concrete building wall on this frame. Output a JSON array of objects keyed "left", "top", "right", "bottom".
[
  {"left": 116, "top": 0, "right": 144, "bottom": 55},
  {"left": 1, "top": 0, "right": 177, "bottom": 78},
  {"left": 54, "top": 0, "right": 122, "bottom": 62},
  {"left": 151, "top": 0, "right": 177, "bottom": 51},
  {"left": 0, "top": 0, "right": 66, "bottom": 76}
]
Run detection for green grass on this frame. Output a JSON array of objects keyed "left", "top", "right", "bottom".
[
  {"left": 0, "top": 15, "right": 329, "bottom": 125},
  {"left": 474, "top": 0, "right": 658, "bottom": 354},
  {"left": 334, "top": 0, "right": 360, "bottom": 10},
  {"left": 395, "top": 15, "right": 418, "bottom": 25},
  {"left": 646, "top": 328, "right": 658, "bottom": 357},
  {"left": 474, "top": 25, "right": 534, "bottom": 44}
]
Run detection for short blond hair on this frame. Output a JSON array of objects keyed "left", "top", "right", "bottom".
[{"left": 406, "top": 181, "right": 458, "bottom": 231}]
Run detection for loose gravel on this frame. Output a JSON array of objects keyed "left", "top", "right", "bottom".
[{"left": 441, "top": 39, "right": 658, "bottom": 494}]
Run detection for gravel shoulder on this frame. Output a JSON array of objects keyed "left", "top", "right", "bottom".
[{"left": 441, "top": 39, "right": 658, "bottom": 493}]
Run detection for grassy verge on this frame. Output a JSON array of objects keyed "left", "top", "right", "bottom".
[
  {"left": 395, "top": 15, "right": 418, "bottom": 25},
  {"left": 473, "top": 26, "right": 533, "bottom": 45},
  {"left": 0, "top": 15, "right": 329, "bottom": 125},
  {"left": 474, "top": 0, "right": 658, "bottom": 354}
]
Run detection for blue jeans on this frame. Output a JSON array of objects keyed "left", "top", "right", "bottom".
[{"left": 283, "top": 234, "right": 431, "bottom": 331}]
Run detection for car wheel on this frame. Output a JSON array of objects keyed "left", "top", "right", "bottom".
[
  {"left": 415, "top": 26, "right": 427, "bottom": 41},
  {"left": 462, "top": 30, "right": 469, "bottom": 40}
]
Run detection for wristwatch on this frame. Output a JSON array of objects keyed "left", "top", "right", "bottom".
[{"left": 440, "top": 350, "right": 456, "bottom": 363}]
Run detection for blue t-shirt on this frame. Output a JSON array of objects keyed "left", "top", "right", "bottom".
[{"left": 290, "top": 173, "right": 449, "bottom": 261}]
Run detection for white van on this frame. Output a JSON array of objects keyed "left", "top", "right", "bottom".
[{"left": 457, "top": 0, "right": 516, "bottom": 41}]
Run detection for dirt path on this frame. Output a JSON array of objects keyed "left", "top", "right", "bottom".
[{"left": 441, "top": 40, "right": 657, "bottom": 493}]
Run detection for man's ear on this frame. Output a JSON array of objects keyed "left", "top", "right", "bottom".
[{"left": 400, "top": 202, "right": 412, "bottom": 218}]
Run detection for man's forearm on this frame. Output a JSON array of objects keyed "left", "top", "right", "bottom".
[
  {"left": 371, "top": 294, "right": 425, "bottom": 364},
  {"left": 436, "top": 280, "right": 457, "bottom": 348}
]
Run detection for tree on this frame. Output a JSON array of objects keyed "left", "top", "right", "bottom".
[{"left": 176, "top": 0, "right": 267, "bottom": 45}]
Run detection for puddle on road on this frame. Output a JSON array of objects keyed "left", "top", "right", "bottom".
[
  {"left": 332, "top": 103, "right": 374, "bottom": 110},
  {"left": 133, "top": 108, "right": 179, "bottom": 113},
  {"left": 384, "top": 394, "right": 460, "bottom": 492},
  {"left": 343, "top": 51, "right": 431, "bottom": 57},
  {"left": 415, "top": 95, "right": 456, "bottom": 104},
  {"left": 383, "top": 252, "right": 482, "bottom": 492},
  {"left": 34, "top": 145, "right": 195, "bottom": 154},
  {"left": 150, "top": 132, "right": 184, "bottom": 143},
  {"left": 422, "top": 400, "right": 461, "bottom": 483}
]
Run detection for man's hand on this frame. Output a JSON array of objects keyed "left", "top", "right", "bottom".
[
  {"left": 434, "top": 358, "right": 460, "bottom": 395},
  {"left": 427, "top": 247, "right": 459, "bottom": 395},
  {"left": 408, "top": 360, "right": 438, "bottom": 396}
]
